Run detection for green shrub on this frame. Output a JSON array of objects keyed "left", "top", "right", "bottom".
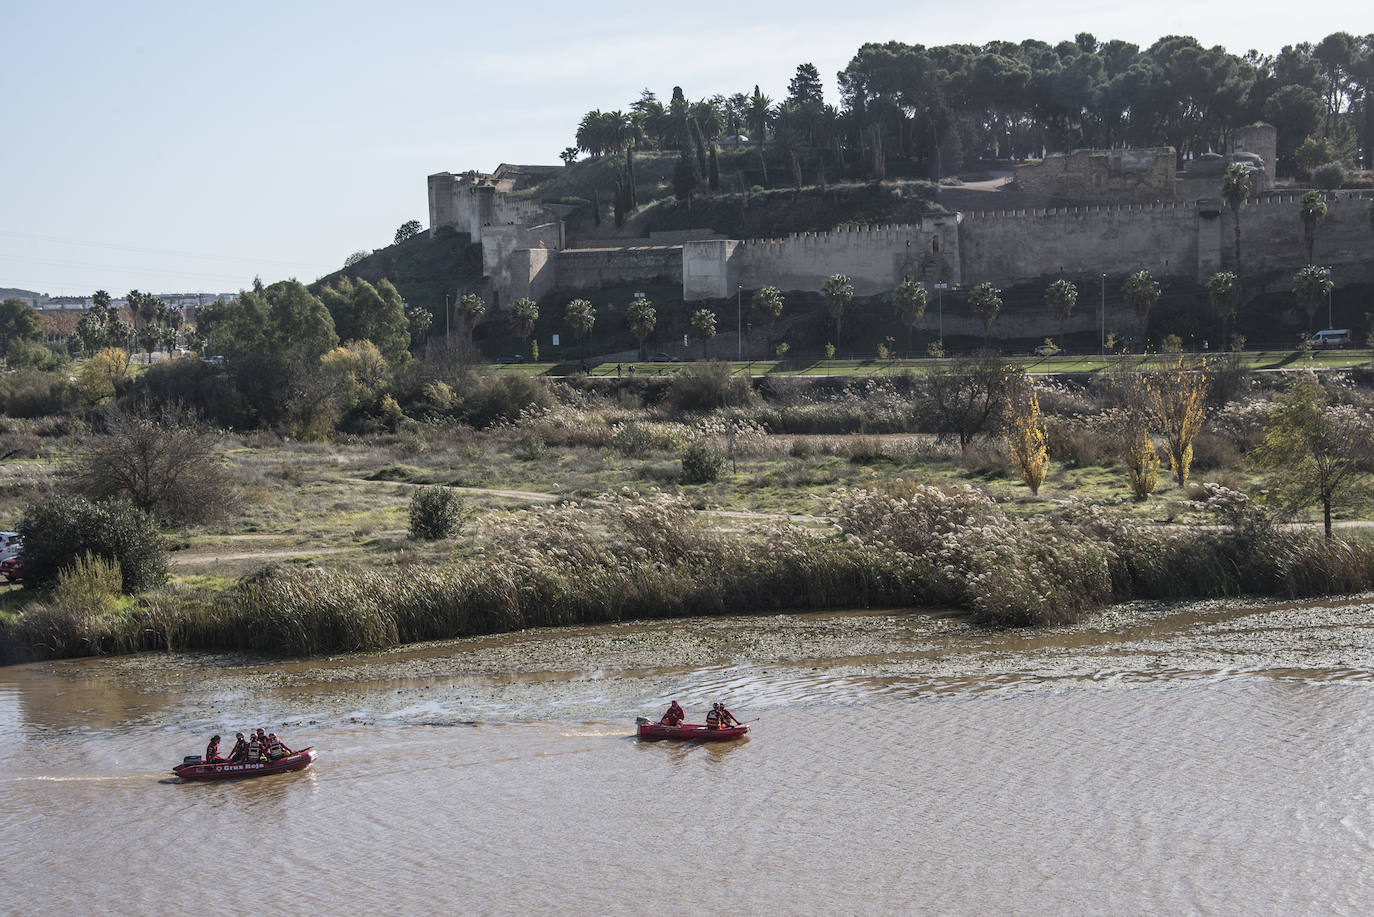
[
  {"left": 1314, "top": 161, "right": 1346, "bottom": 190},
  {"left": 613, "top": 421, "right": 667, "bottom": 455},
  {"left": 0, "top": 370, "right": 76, "bottom": 417},
  {"left": 680, "top": 441, "right": 724, "bottom": 483},
  {"left": 665, "top": 362, "right": 753, "bottom": 412},
  {"left": 514, "top": 431, "right": 548, "bottom": 461},
  {"left": 17, "top": 495, "right": 167, "bottom": 594},
  {"left": 457, "top": 374, "right": 551, "bottom": 428},
  {"left": 7, "top": 339, "right": 67, "bottom": 371},
  {"left": 409, "top": 486, "right": 464, "bottom": 540}
]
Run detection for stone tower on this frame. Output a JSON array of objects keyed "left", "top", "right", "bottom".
[{"left": 1231, "top": 123, "right": 1277, "bottom": 187}]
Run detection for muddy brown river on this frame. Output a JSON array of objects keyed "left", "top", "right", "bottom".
[{"left": 2, "top": 600, "right": 1372, "bottom": 916}]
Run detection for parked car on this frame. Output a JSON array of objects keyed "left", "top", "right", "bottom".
[
  {"left": 0, "top": 553, "right": 21, "bottom": 583},
  {"left": 0, "top": 532, "right": 21, "bottom": 560},
  {"left": 648, "top": 352, "right": 678, "bottom": 362},
  {"left": 1308, "top": 329, "right": 1352, "bottom": 349},
  {"left": 498, "top": 354, "right": 526, "bottom": 364},
  {"left": 1033, "top": 342, "right": 1062, "bottom": 356}
]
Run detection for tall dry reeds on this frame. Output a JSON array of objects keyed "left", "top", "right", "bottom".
[{"left": 5, "top": 483, "right": 1372, "bottom": 662}]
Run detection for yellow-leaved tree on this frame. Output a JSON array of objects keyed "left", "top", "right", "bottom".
[
  {"left": 1143, "top": 356, "right": 1209, "bottom": 486},
  {"left": 1003, "top": 374, "right": 1049, "bottom": 495},
  {"left": 1124, "top": 429, "right": 1161, "bottom": 501},
  {"left": 78, "top": 347, "right": 132, "bottom": 404}
]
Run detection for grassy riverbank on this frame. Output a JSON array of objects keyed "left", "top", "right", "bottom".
[{"left": 2, "top": 360, "right": 1373, "bottom": 661}]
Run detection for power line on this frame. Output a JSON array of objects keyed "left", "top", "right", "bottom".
[
  {"left": 0, "top": 229, "right": 336, "bottom": 272},
  {"left": 0, "top": 252, "right": 266, "bottom": 286}
]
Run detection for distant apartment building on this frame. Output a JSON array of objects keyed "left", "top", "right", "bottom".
[{"left": 13, "top": 291, "right": 238, "bottom": 322}]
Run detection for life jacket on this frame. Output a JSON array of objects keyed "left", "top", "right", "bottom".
[
  {"left": 205, "top": 740, "right": 220, "bottom": 761},
  {"left": 705, "top": 708, "right": 721, "bottom": 728},
  {"left": 267, "top": 738, "right": 287, "bottom": 758},
  {"left": 246, "top": 740, "right": 263, "bottom": 763},
  {"left": 229, "top": 739, "right": 247, "bottom": 761}
]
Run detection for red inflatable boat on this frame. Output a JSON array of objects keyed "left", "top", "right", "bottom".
[
  {"left": 173, "top": 748, "right": 317, "bottom": 781},
  {"left": 636, "top": 717, "right": 748, "bottom": 741}
]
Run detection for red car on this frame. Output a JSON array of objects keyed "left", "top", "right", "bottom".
[{"left": 0, "top": 554, "right": 22, "bottom": 583}]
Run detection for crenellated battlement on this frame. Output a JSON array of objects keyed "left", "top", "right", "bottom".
[
  {"left": 737, "top": 223, "right": 934, "bottom": 249},
  {"left": 1239, "top": 190, "right": 1373, "bottom": 215},
  {"left": 962, "top": 200, "right": 1195, "bottom": 220}
]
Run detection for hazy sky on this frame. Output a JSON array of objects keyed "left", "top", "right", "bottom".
[{"left": 3, "top": 1, "right": 1369, "bottom": 297}]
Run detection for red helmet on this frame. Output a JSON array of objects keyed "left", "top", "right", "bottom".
[{"left": 235, "top": 732, "right": 244, "bottom": 738}]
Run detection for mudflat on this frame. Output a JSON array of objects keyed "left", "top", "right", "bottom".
[{"left": 123, "top": 596, "right": 1374, "bottom": 698}]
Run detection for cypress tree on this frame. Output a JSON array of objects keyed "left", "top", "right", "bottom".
[{"left": 673, "top": 147, "right": 700, "bottom": 202}]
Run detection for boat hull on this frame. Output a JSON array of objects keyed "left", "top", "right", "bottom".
[
  {"left": 173, "top": 747, "right": 317, "bottom": 781},
  {"left": 637, "top": 721, "right": 748, "bottom": 742}
]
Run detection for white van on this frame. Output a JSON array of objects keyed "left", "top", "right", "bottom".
[
  {"left": 0, "top": 532, "right": 21, "bottom": 560},
  {"left": 1308, "top": 329, "right": 1352, "bottom": 349}
]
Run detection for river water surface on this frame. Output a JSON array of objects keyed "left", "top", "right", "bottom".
[{"left": 2, "top": 606, "right": 1372, "bottom": 916}]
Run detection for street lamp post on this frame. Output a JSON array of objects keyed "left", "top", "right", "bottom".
[
  {"left": 1100, "top": 273, "right": 1106, "bottom": 355},
  {"left": 445, "top": 293, "right": 450, "bottom": 342},
  {"left": 1325, "top": 267, "right": 1333, "bottom": 329},
  {"left": 934, "top": 282, "right": 948, "bottom": 350}
]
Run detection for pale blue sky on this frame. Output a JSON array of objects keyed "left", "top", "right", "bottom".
[{"left": 3, "top": 1, "right": 1367, "bottom": 296}]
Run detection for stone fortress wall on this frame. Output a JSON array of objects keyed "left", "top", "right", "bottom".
[
  {"left": 1222, "top": 191, "right": 1374, "bottom": 291},
  {"left": 958, "top": 202, "right": 1202, "bottom": 287},
  {"left": 682, "top": 217, "right": 961, "bottom": 300},
  {"left": 429, "top": 124, "right": 1372, "bottom": 317},
  {"left": 1014, "top": 147, "right": 1177, "bottom": 202}
]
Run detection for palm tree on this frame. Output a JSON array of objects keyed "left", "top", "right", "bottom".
[
  {"left": 750, "top": 287, "right": 784, "bottom": 357},
  {"left": 1300, "top": 191, "right": 1328, "bottom": 264},
  {"left": 564, "top": 299, "right": 596, "bottom": 360},
  {"left": 1291, "top": 265, "right": 1333, "bottom": 335},
  {"left": 1044, "top": 279, "right": 1078, "bottom": 349},
  {"left": 509, "top": 298, "right": 539, "bottom": 353},
  {"left": 626, "top": 299, "right": 656, "bottom": 360},
  {"left": 1205, "top": 271, "right": 1239, "bottom": 347},
  {"left": 892, "top": 281, "right": 927, "bottom": 356},
  {"left": 821, "top": 274, "right": 853, "bottom": 350},
  {"left": 689, "top": 309, "right": 717, "bottom": 359},
  {"left": 969, "top": 282, "right": 1003, "bottom": 350},
  {"left": 455, "top": 293, "right": 485, "bottom": 341},
  {"left": 1221, "top": 163, "right": 1251, "bottom": 281},
  {"left": 1122, "top": 270, "right": 1161, "bottom": 346}
]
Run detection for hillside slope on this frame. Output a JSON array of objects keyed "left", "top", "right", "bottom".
[{"left": 310, "top": 228, "right": 483, "bottom": 317}]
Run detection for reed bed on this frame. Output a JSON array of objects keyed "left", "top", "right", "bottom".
[
  {"left": 4, "top": 365, "right": 1372, "bottom": 661},
  {"left": 4, "top": 484, "right": 1372, "bottom": 661}
]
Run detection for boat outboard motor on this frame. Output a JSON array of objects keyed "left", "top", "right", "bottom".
[{"left": 183, "top": 755, "right": 204, "bottom": 765}]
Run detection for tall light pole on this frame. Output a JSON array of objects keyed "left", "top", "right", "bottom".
[
  {"left": 934, "top": 282, "right": 948, "bottom": 351},
  {"left": 1100, "top": 273, "right": 1106, "bottom": 355},
  {"left": 1325, "top": 266, "right": 1333, "bottom": 329},
  {"left": 445, "top": 293, "right": 450, "bottom": 342},
  {"left": 737, "top": 283, "right": 742, "bottom": 360}
]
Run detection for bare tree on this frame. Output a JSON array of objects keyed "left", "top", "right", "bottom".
[
  {"left": 923, "top": 354, "right": 1012, "bottom": 454},
  {"left": 67, "top": 404, "right": 239, "bottom": 526}
]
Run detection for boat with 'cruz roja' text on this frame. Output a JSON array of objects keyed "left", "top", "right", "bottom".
[{"left": 173, "top": 748, "right": 318, "bottom": 781}]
